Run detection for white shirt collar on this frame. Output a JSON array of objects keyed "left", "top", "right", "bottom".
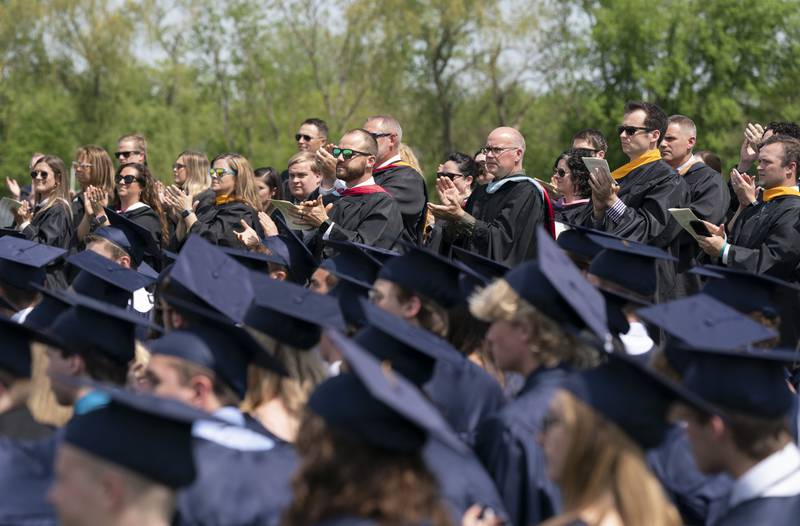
[
  {"left": 728, "top": 442, "right": 800, "bottom": 509},
  {"left": 120, "top": 201, "right": 149, "bottom": 213},
  {"left": 191, "top": 406, "right": 276, "bottom": 451},
  {"left": 350, "top": 177, "right": 376, "bottom": 189},
  {"left": 376, "top": 154, "right": 402, "bottom": 170},
  {"left": 11, "top": 306, "right": 34, "bottom": 324},
  {"left": 619, "top": 321, "right": 654, "bottom": 356}
]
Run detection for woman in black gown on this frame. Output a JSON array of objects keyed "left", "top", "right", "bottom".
[{"left": 14, "top": 155, "right": 74, "bottom": 250}]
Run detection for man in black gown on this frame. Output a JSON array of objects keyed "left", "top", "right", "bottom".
[
  {"left": 430, "top": 126, "right": 550, "bottom": 267},
  {"left": 295, "top": 129, "right": 404, "bottom": 250}
]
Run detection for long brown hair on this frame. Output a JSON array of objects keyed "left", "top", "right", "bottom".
[
  {"left": 211, "top": 153, "right": 262, "bottom": 211},
  {"left": 282, "top": 412, "right": 452, "bottom": 526},
  {"left": 176, "top": 150, "right": 211, "bottom": 199},
  {"left": 32, "top": 155, "right": 71, "bottom": 216},
  {"left": 541, "top": 391, "right": 681, "bottom": 526},
  {"left": 114, "top": 163, "right": 169, "bottom": 245},
  {"left": 75, "top": 145, "right": 115, "bottom": 196}
]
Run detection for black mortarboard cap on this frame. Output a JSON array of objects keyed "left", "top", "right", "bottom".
[
  {"left": 329, "top": 277, "right": 372, "bottom": 328},
  {"left": 272, "top": 215, "right": 319, "bottom": 284},
  {"left": 556, "top": 224, "right": 613, "bottom": 266},
  {"left": 68, "top": 250, "right": 155, "bottom": 308},
  {"left": 92, "top": 226, "right": 136, "bottom": 262},
  {"left": 0, "top": 237, "right": 66, "bottom": 290},
  {"left": 0, "top": 228, "right": 26, "bottom": 239},
  {"left": 349, "top": 241, "right": 400, "bottom": 264},
  {"left": 0, "top": 315, "right": 48, "bottom": 377},
  {"left": 24, "top": 283, "right": 74, "bottom": 331},
  {"left": 104, "top": 207, "right": 162, "bottom": 269},
  {"left": 309, "top": 329, "right": 467, "bottom": 454},
  {"left": 450, "top": 246, "right": 509, "bottom": 282},
  {"left": 64, "top": 384, "right": 209, "bottom": 487},
  {"left": 587, "top": 233, "right": 676, "bottom": 298},
  {"left": 320, "top": 239, "right": 382, "bottom": 286},
  {"left": 243, "top": 272, "right": 346, "bottom": 349},
  {"left": 220, "top": 246, "right": 285, "bottom": 273}
]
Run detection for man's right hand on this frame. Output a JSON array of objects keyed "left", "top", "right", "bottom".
[
  {"left": 315, "top": 144, "right": 337, "bottom": 180},
  {"left": 737, "top": 122, "right": 764, "bottom": 171},
  {"left": 730, "top": 168, "right": 757, "bottom": 208}
]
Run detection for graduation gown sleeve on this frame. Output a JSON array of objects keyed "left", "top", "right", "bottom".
[
  {"left": 374, "top": 165, "right": 428, "bottom": 244},
  {"left": 189, "top": 202, "right": 263, "bottom": 248},
  {"left": 22, "top": 202, "right": 74, "bottom": 250},
  {"left": 326, "top": 193, "right": 404, "bottom": 249}
]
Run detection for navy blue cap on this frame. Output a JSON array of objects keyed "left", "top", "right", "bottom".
[
  {"left": 679, "top": 347, "right": 800, "bottom": 419},
  {"left": 272, "top": 215, "right": 319, "bottom": 284},
  {"left": 163, "top": 235, "right": 254, "bottom": 323},
  {"left": 220, "top": 246, "right": 285, "bottom": 273},
  {"left": 148, "top": 309, "right": 286, "bottom": 399},
  {"left": 0, "top": 237, "right": 66, "bottom": 290},
  {"left": 65, "top": 384, "right": 210, "bottom": 487},
  {"left": 320, "top": 239, "right": 382, "bottom": 286},
  {"left": 601, "top": 289, "right": 631, "bottom": 335},
  {"left": 104, "top": 207, "right": 162, "bottom": 269},
  {"left": 68, "top": 250, "right": 155, "bottom": 308},
  {"left": 556, "top": 225, "right": 615, "bottom": 265},
  {"left": 587, "top": 234, "right": 676, "bottom": 298},
  {"left": 92, "top": 226, "right": 135, "bottom": 261},
  {"left": 349, "top": 241, "right": 400, "bottom": 264},
  {"left": 47, "top": 292, "right": 161, "bottom": 364},
  {"left": 0, "top": 316, "right": 48, "bottom": 377},
  {"left": 24, "top": 284, "right": 75, "bottom": 331},
  {"left": 563, "top": 352, "right": 691, "bottom": 449},
  {"left": 377, "top": 243, "right": 473, "bottom": 308},
  {"left": 636, "top": 294, "right": 778, "bottom": 350},
  {"left": 243, "top": 273, "right": 346, "bottom": 349},
  {"left": 353, "top": 299, "right": 460, "bottom": 386},
  {"left": 505, "top": 228, "right": 608, "bottom": 341},
  {"left": 310, "top": 329, "right": 467, "bottom": 454},
  {"left": 450, "top": 246, "right": 509, "bottom": 282},
  {"left": 692, "top": 265, "right": 799, "bottom": 320},
  {"left": 329, "top": 277, "right": 372, "bottom": 328}
]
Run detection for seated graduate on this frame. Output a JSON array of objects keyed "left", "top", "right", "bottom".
[
  {"left": 285, "top": 330, "right": 459, "bottom": 526},
  {"left": 538, "top": 353, "right": 683, "bottom": 526},
  {"left": 286, "top": 151, "right": 323, "bottom": 204},
  {"left": 552, "top": 149, "right": 594, "bottom": 227},
  {"left": 371, "top": 244, "right": 507, "bottom": 446},
  {"left": 0, "top": 236, "right": 66, "bottom": 322},
  {"left": 65, "top": 250, "right": 155, "bottom": 313},
  {"left": 14, "top": 155, "right": 74, "bottom": 251},
  {"left": 70, "top": 145, "right": 115, "bottom": 232},
  {"left": 49, "top": 386, "right": 209, "bottom": 526},
  {"left": 469, "top": 229, "right": 607, "bottom": 526},
  {"left": 670, "top": 346, "right": 800, "bottom": 526},
  {"left": 349, "top": 301, "right": 508, "bottom": 524},
  {"left": 164, "top": 150, "right": 212, "bottom": 249},
  {"left": 165, "top": 152, "right": 264, "bottom": 249},
  {"left": 292, "top": 129, "right": 404, "bottom": 250}
]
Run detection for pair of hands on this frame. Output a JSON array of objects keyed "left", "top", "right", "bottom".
[
  {"left": 83, "top": 185, "right": 109, "bottom": 217},
  {"left": 696, "top": 221, "right": 728, "bottom": 257},
  {"left": 314, "top": 146, "right": 338, "bottom": 180},
  {"left": 234, "top": 211, "right": 281, "bottom": 248},
  {"left": 428, "top": 175, "right": 465, "bottom": 221},
  {"left": 161, "top": 184, "right": 195, "bottom": 217},
  {"left": 730, "top": 168, "right": 757, "bottom": 207}
]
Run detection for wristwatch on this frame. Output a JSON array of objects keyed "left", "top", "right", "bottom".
[
  {"left": 91, "top": 215, "right": 108, "bottom": 228},
  {"left": 181, "top": 209, "right": 192, "bottom": 219}
]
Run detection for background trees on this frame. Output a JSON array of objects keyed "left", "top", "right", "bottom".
[{"left": 1, "top": 0, "right": 798, "bottom": 191}]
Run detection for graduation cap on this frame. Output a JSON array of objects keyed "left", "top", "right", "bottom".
[
  {"left": 505, "top": 228, "right": 608, "bottom": 342},
  {"left": 0, "top": 315, "right": 51, "bottom": 378},
  {"left": 67, "top": 250, "right": 156, "bottom": 308},
  {"left": 162, "top": 235, "right": 254, "bottom": 324},
  {"left": 0, "top": 237, "right": 66, "bottom": 290},
  {"left": 320, "top": 239, "right": 382, "bottom": 286},
  {"left": 220, "top": 246, "right": 285, "bottom": 273},
  {"left": 563, "top": 351, "right": 693, "bottom": 449},
  {"left": 309, "top": 329, "right": 467, "bottom": 455},
  {"left": 243, "top": 272, "right": 347, "bottom": 350},
  {"left": 353, "top": 299, "right": 461, "bottom": 386},
  {"left": 377, "top": 243, "right": 476, "bottom": 308},
  {"left": 103, "top": 207, "right": 163, "bottom": 269},
  {"left": 450, "top": 246, "right": 509, "bottom": 283},
  {"left": 47, "top": 292, "right": 161, "bottom": 364},
  {"left": 271, "top": 215, "right": 319, "bottom": 285},
  {"left": 329, "top": 276, "right": 372, "bottom": 328},
  {"left": 148, "top": 301, "right": 287, "bottom": 400},
  {"left": 555, "top": 224, "right": 615, "bottom": 267},
  {"left": 24, "top": 283, "right": 75, "bottom": 331},
  {"left": 64, "top": 383, "right": 212, "bottom": 488},
  {"left": 349, "top": 241, "right": 399, "bottom": 264},
  {"left": 678, "top": 346, "right": 800, "bottom": 419},
  {"left": 587, "top": 233, "right": 676, "bottom": 300}
]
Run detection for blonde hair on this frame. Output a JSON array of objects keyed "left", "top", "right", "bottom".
[
  {"left": 177, "top": 150, "right": 211, "bottom": 200},
  {"left": 118, "top": 133, "right": 148, "bottom": 162},
  {"left": 211, "top": 153, "right": 262, "bottom": 211},
  {"left": 399, "top": 143, "right": 422, "bottom": 173},
  {"left": 76, "top": 145, "right": 115, "bottom": 195},
  {"left": 32, "top": 155, "right": 72, "bottom": 217},
  {"left": 541, "top": 390, "right": 681, "bottom": 526},
  {"left": 470, "top": 279, "right": 598, "bottom": 369},
  {"left": 287, "top": 152, "right": 321, "bottom": 173}
]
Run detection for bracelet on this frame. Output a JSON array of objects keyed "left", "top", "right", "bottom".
[{"left": 718, "top": 242, "right": 728, "bottom": 259}]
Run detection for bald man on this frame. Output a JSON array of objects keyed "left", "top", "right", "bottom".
[
  {"left": 429, "top": 127, "right": 551, "bottom": 266},
  {"left": 363, "top": 115, "right": 428, "bottom": 244},
  {"left": 295, "top": 129, "right": 404, "bottom": 250}
]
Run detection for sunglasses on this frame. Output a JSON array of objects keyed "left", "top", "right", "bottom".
[
  {"left": 209, "top": 168, "right": 236, "bottom": 179},
  {"left": 30, "top": 170, "right": 50, "bottom": 180},
  {"left": 116, "top": 174, "right": 142, "bottom": 185},
  {"left": 115, "top": 150, "right": 141, "bottom": 159},
  {"left": 369, "top": 132, "right": 392, "bottom": 140},
  {"left": 332, "top": 147, "right": 370, "bottom": 160},
  {"left": 552, "top": 168, "right": 568, "bottom": 178},
  {"left": 172, "top": 163, "right": 186, "bottom": 171},
  {"left": 436, "top": 171, "right": 464, "bottom": 179},
  {"left": 295, "top": 134, "right": 317, "bottom": 142},
  {"left": 617, "top": 125, "right": 652, "bottom": 137}
]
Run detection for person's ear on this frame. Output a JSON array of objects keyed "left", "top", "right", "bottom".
[
  {"left": 465, "top": 176, "right": 474, "bottom": 188},
  {"left": 189, "top": 374, "right": 214, "bottom": 407},
  {"left": 401, "top": 295, "right": 422, "bottom": 320},
  {"left": 117, "top": 255, "right": 132, "bottom": 269},
  {"left": 365, "top": 155, "right": 376, "bottom": 171},
  {"left": 270, "top": 269, "right": 288, "bottom": 281},
  {"left": 688, "top": 136, "right": 697, "bottom": 149}
]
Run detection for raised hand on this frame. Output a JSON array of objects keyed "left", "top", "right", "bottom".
[
  {"left": 738, "top": 122, "right": 764, "bottom": 171},
  {"left": 258, "top": 211, "right": 279, "bottom": 236},
  {"left": 730, "top": 168, "right": 757, "bottom": 207},
  {"left": 6, "top": 178, "right": 20, "bottom": 200},
  {"left": 234, "top": 219, "right": 261, "bottom": 248}
]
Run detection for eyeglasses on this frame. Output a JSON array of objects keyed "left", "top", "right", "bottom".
[
  {"left": 72, "top": 162, "right": 92, "bottom": 170},
  {"left": 617, "top": 125, "right": 652, "bottom": 137},
  {"left": 115, "top": 174, "right": 142, "bottom": 185},
  {"left": 480, "top": 146, "right": 516, "bottom": 157},
  {"left": 172, "top": 163, "right": 186, "bottom": 171},
  {"left": 368, "top": 132, "right": 392, "bottom": 140},
  {"left": 30, "top": 170, "right": 50, "bottom": 180},
  {"left": 552, "top": 168, "right": 568, "bottom": 178},
  {"left": 295, "top": 134, "right": 318, "bottom": 142},
  {"left": 209, "top": 168, "right": 236, "bottom": 179},
  {"left": 436, "top": 171, "right": 464, "bottom": 180},
  {"left": 332, "top": 147, "right": 370, "bottom": 160},
  {"left": 115, "top": 150, "right": 141, "bottom": 159}
]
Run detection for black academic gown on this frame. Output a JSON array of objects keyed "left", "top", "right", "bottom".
[
  {"left": 0, "top": 431, "right": 60, "bottom": 525},
  {"left": 424, "top": 355, "right": 506, "bottom": 447},
  {"left": 373, "top": 164, "right": 428, "bottom": 245},
  {"left": 189, "top": 201, "right": 263, "bottom": 249},
  {"left": 474, "top": 367, "right": 565, "bottom": 526},
  {"left": 0, "top": 406, "right": 53, "bottom": 440},
  {"left": 674, "top": 163, "right": 730, "bottom": 296},
  {"left": 175, "top": 415, "right": 297, "bottom": 526},
  {"left": 70, "top": 193, "right": 86, "bottom": 231},
  {"left": 325, "top": 191, "right": 404, "bottom": 249},
  {"left": 451, "top": 177, "right": 547, "bottom": 267},
  {"left": 22, "top": 201, "right": 74, "bottom": 251},
  {"left": 586, "top": 160, "right": 689, "bottom": 301},
  {"left": 553, "top": 200, "right": 591, "bottom": 226},
  {"left": 713, "top": 496, "right": 800, "bottom": 526},
  {"left": 646, "top": 425, "right": 732, "bottom": 525},
  {"left": 726, "top": 194, "right": 800, "bottom": 282}
]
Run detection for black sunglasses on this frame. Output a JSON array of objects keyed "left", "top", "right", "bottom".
[
  {"left": 295, "top": 134, "right": 317, "bottom": 142},
  {"left": 617, "top": 125, "right": 652, "bottom": 136},
  {"left": 30, "top": 170, "right": 50, "bottom": 180},
  {"left": 332, "top": 147, "right": 370, "bottom": 160},
  {"left": 116, "top": 174, "right": 142, "bottom": 185},
  {"left": 115, "top": 150, "right": 141, "bottom": 159},
  {"left": 552, "top": 168, "right": 567, "bottom": 178},
  {"left": 369, "top": 132, "right": 392, "bottom": 140},
  {"left": 436, "top": 171, "right": 464, "bottom": 179}
]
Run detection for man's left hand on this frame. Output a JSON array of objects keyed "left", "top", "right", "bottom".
[
  {"left": 589, "top": 168, "right": 619, "bottom": 216},
  {"left": 697, "top": 221, "right": 727, "bottom": 257}
]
